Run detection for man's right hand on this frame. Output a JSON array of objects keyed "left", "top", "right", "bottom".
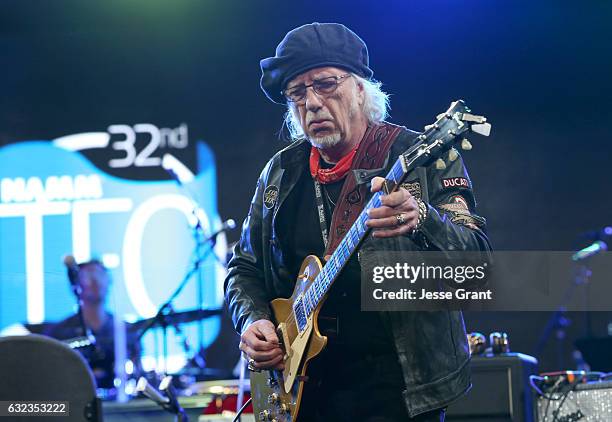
[{"left": 239, "top": 319, "right": 285, "bottom": 370}]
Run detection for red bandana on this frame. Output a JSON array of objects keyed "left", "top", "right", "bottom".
[{"left": 309, "top": 146, "right": 358, "bottom": 184}]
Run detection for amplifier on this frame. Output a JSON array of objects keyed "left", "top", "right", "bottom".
[
  {"left": 447, "top": 353, "right": 538, "bottom": 422},
  {"left": 536, "top": 380, "right": 612, "bottom": 421}
]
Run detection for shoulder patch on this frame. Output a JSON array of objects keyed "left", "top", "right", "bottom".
[
  {"left": 437, "top": 195, "right": 484, "bottom": 230},
  {"left": 450, "top": 195, "right": 469, "bottom": 209},
  {"left": 263, "top": 185, "right": 279, "bottom": 209}
]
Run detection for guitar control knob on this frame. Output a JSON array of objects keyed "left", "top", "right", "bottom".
[
  {"left": 279, "top": 403, "right": 291, "bottom": 414},
  {"left": 268, "top": 393, "right": 280, "bottom": 404},
  {"left": 259, "top": 410, "right": 272, "bottom": 421}
]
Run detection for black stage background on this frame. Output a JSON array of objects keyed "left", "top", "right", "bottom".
[{"left": 1, "top": 1, "right": 611, "bottom": 372}]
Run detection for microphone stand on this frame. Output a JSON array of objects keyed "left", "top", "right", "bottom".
[
  {"left": 162, "top": 165, "right": 229, "bottom": 375},
  {"left": 535, "top": 255, "right": 596, "bottom": 369},
  {"left": 193, "top": 213, "right": 207, "bottom": 363},
  {"left": 136, "top": 233, "right": 219, "bottom": 374},
  {"left": 69, "top": 279, "right": 97, "bottom": 349}
]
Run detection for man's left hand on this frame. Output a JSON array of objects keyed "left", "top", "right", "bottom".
[{"left": 366, "top": 176, "right": 419, "bottom": 238}]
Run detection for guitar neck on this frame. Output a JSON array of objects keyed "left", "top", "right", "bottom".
[
  {"left": 303, "top": 158, "right": 408, "bottom": 317},
  {"left": 298, "top": 99, "right": 491, "bottom": 320}
]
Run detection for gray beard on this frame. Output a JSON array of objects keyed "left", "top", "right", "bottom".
[{"left": 308, "top": 132, "right": 342, "bottom": 149}]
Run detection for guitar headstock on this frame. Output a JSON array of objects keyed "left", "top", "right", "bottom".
[{"left": 401, "top": 100, "right": 491, "bottom": 171}]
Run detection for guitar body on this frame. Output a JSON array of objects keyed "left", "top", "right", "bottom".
[{"left": 250, "top": 255, "right": 328, "bottom": 422}]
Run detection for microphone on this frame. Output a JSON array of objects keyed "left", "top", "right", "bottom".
[
  {"left": 136, "top": 377, "right": 170, "bottom": 406},
  {"left": 220, "top": 218, "right": 237, "bottom": 232},
  {"left": 138, "top": 376, "right": 188, "bottom": 421},
  {"left": 572, "top": 241, "right": 608, "bottom": 262},
  {"left": 205, "top": 219, "right": 236, "bottom": 242},
  {"left": 63, "top": 255, "right": 96, "bottom": 345},
  {"left": 63, "top": 255, "right": 80, "bottom": 286},
  {"left": 159, "top": 376, "right": 181, "bottom": 413}
]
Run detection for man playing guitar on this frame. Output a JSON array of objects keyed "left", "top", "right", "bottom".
[{"left": 225, "top": 23, "right": 491, "bottom": 421}]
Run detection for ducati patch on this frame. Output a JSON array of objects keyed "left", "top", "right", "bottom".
[
  {"left": 401, "top": 181, "right": 422, "bottom": 200},
  {"left": 263, "top": 185, "right": 279, "bottom": 209},
  {"left": 441, "top": 177, "right": 470, "bottom": 189}
]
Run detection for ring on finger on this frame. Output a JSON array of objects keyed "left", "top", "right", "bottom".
[
  {"left": 396, "top": 213, "right": 407, "bottom": 226},
  {"left": 247, "top": 358, "right": 261, "bottom": 372}
]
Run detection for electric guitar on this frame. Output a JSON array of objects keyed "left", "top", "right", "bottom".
[{"left": 250, "top": 100, "right": 492, "bottom": 422}]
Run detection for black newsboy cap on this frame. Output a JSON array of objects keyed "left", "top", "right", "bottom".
[{"left": 260, "top": 22, "right": 374, "bottom": 104}]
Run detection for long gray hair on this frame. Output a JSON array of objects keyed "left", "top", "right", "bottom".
[{"left": 283, "top": 74, "right": 390, "bottom": 141}]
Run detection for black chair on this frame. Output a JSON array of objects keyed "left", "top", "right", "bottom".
[{"left": 0, "top": 334, "right": 101, "bottom": 421}]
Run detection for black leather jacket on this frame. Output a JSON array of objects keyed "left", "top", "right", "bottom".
[{"left": 225, "top": 126, "right": 492, "bottom": 417}]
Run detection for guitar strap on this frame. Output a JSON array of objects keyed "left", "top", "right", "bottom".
[
  {"left": 313, "top": 181, "right": 331, "bottom": 249},
  {"left": 315, "top": 122, "right": 403, "bottom": 255}
]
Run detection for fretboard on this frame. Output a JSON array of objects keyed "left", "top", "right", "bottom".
[
  {"left": 300, "top": 158, "right": 407, "bottom": 319},
  {"left": 292, "top": 99, "right": 486, "bottom": 323}
]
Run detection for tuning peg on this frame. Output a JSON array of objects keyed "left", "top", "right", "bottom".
[
  {"left": 448, "top": 148, "right": 459, "bottom": 162},
  {"left": 461, "top": 139, "right": 473, "bottom": 151},
  {"left": 435, "top": 159, "right": 447, "bottom": 170},
  {"left": 472, "top": 122, "right": 492, "bottom": 137}
]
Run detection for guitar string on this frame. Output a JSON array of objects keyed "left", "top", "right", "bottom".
[
  {"left": 271, "top": 109, "right": 466, "bottom": 358},
  {"left": 277, "top": 190, "right": 383, "bottom": 332},
  {"left": 277, "top": 160, "right": 404, "bottom": 333}
]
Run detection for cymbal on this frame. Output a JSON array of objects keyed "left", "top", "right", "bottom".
[{"left": 128, "top": 308, "right": 222, "bottom": 331}]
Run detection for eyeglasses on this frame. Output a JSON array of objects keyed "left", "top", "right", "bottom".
[{"left": 283, "top": 73, "right": 352, "bottom": 104}]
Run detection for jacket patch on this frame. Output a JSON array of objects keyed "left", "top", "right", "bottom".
[
  {"left": 441, "top": 177, "right": 470, "bottom": 189},
  {"left": 263, "top": 185, "right": 279, "bottom": 209},
  {"left": 449, "top": 195, "right": 469, "bottom": 209},
  {"left": 401, "top": 181, "right": 422, "bottom": 200},
  {"left": 437, "top": 195, "right": 483, "bottom": 229}
]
